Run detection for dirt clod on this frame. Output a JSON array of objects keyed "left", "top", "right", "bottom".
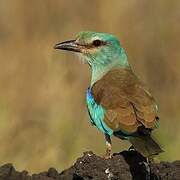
[{"left": 0, "top": 151, "right": 179, "bottom": 180}]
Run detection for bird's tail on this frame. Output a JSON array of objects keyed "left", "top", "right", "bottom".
[{"left": 129, "top": 135, "right": 164, "bottom": 157}]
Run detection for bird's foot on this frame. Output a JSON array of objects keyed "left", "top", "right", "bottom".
[
  {"left": 103, "top": 134, "right": 112, "bottom": 159},
  {"left": 103, "top": 154, "right": 112, "bottom": 159},
  {"left": 103, "top": 148, "right": 112, "bottom": 159}
]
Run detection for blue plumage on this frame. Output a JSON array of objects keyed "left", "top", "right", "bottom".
[
  {"left": 54, "top": 31, "right": 163, "bottom": 158},
  {"left": 86, "top": 88, "right": 113, "bottom": 136}
]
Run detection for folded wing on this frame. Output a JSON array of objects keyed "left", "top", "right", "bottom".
[{"left": 92, "top": 68, "right": 159, "bottom": 133}]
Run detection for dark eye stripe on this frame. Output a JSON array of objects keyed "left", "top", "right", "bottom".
[
  {"left": 76, "top": 40, "right": 107, "bottom": 49},
  {"left": 92, "top": 39, "right": 107, "bottom": 47}
]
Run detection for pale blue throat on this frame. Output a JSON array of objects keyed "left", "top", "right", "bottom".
[{"left": 90, "top": 48, "right": 129, "bottom": 86}]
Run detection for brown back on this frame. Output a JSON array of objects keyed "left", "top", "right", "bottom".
[{"left": 92, "top": 68, "right": 159, "bottom": 133}]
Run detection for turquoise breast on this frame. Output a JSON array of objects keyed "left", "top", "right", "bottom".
[{"left": 86, "top": 88, "right": 113, "bottom": 135}]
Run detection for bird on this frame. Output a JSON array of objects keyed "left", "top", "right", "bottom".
[{"left": 54, "top": 31, "right": 163, "bottom": 159}]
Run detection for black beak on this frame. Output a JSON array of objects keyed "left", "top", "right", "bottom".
[{"left": 54, "top": 40, "right": 82, "bottom": 53}]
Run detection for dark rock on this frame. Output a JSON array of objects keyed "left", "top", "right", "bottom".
[
  {"left": 0, "top": 151, "right": 179, "bottom": 180},
  {"left": 47, "top": 168, "right": 59, "bottom": 178}
]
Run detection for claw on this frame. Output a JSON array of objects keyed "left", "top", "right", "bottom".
[
  {"left": 103, "top": 148, "right": 112, "bottom": 159},
  {"left": 103, "top": 154, "right": 112, "bottom": 159}
]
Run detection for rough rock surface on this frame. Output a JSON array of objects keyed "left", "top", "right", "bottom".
[{"left": 0, "top": 151, "right": 180, "bottom": 180}]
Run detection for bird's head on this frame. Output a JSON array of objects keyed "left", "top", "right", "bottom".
[{"left": 54, "top": 31, "right": 129, "bottom": 68}]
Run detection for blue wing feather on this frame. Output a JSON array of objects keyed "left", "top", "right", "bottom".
[{"left": 86, "top": 88, "right": 113, "bottom": 135}]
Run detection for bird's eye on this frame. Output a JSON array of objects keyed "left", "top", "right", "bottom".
[{"left": 92, "top": 40, "right": 102, "bottom": 47}]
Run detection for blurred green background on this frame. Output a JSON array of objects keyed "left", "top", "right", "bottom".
[{"left": 0, "top": 0, "right": 180, "bottom": 173}]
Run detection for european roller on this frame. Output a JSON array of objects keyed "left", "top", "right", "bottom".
[{"left": 54, "top": 31, "right": 163, "bottom": 159}]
